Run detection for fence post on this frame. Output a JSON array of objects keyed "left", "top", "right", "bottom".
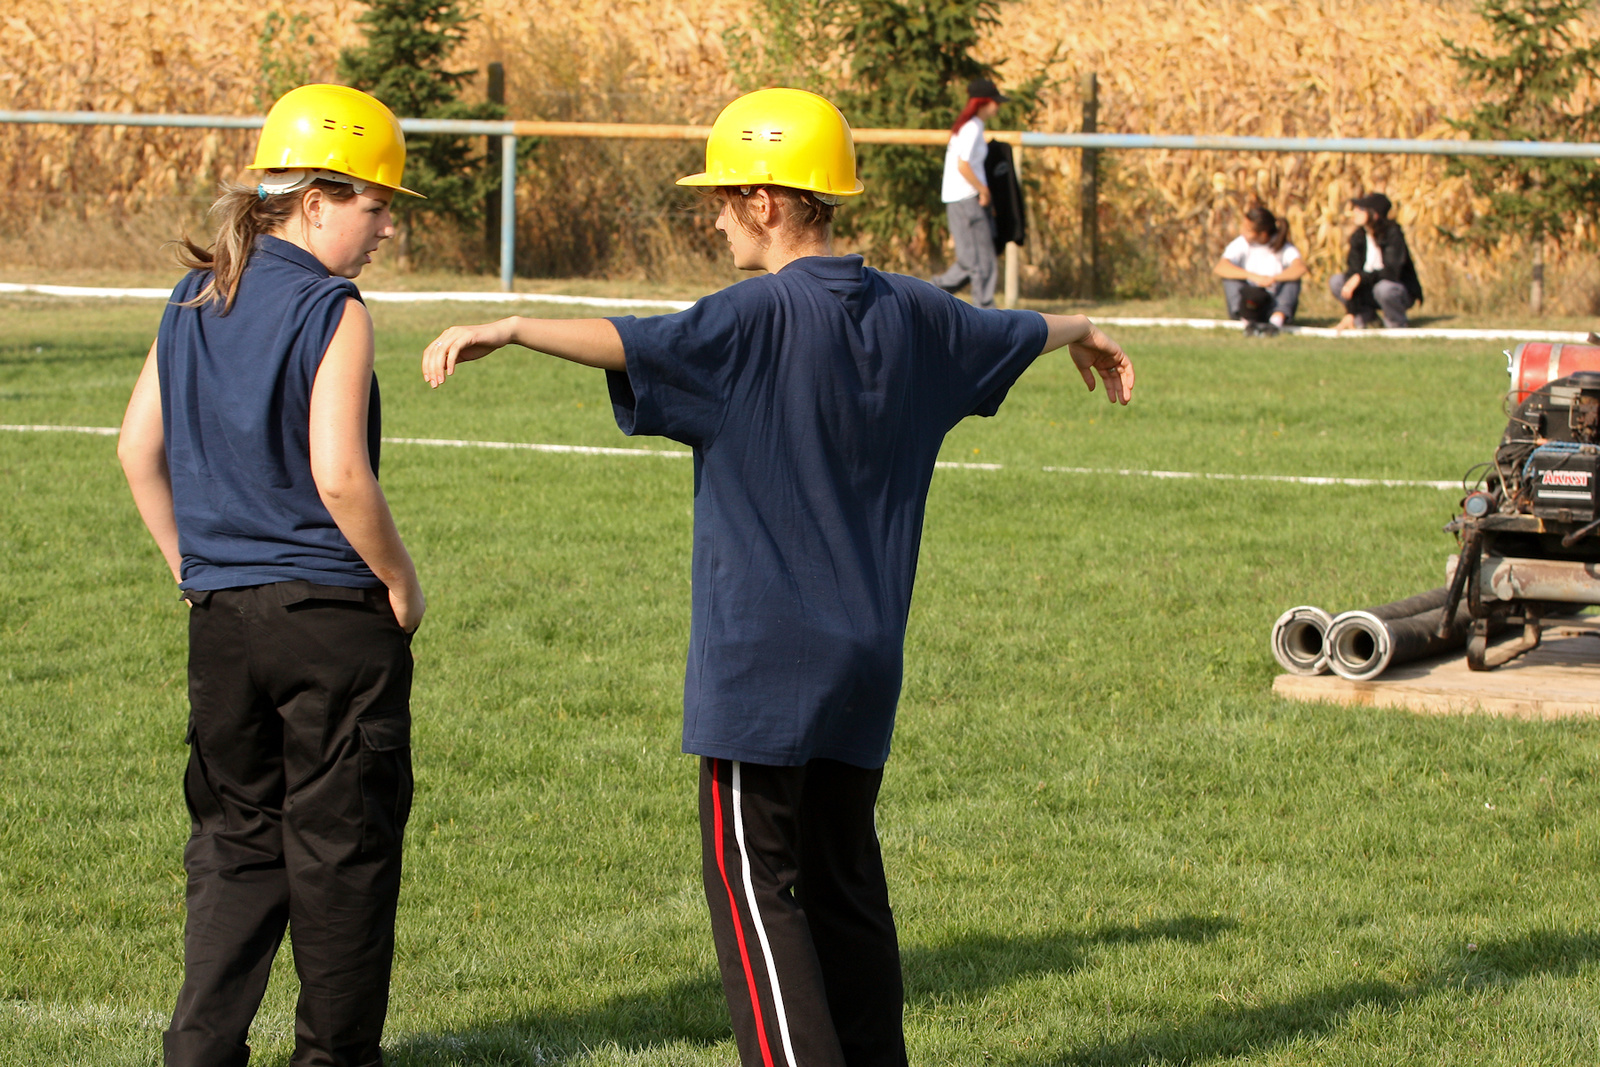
[
  {"left": 1080, "top": 71, "right": 1099, "bottom": 299},
  {"left": 1531, "top": 236, "right": 1545, "bottom": 316},
  {"left": 485, "top": 61, "right": 505, "bottom": 276},
  {"left": 500, "top": 134, "right": 516, "bottom": 292}
]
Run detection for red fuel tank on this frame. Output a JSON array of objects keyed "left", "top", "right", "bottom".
[{"left": 1510, "top": 342, "right": 1600, "bottom": 403}]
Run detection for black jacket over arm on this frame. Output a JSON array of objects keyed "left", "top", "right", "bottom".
[
  {"left": 1344, "top": 224, "right": 1423, "bottom": 312},
  {"left": 984, "top": 141, "right": 1026, "bottom": 253}
]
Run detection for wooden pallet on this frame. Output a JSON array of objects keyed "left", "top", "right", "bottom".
[{"left": 1273, "top": 615, "right": 1600, "bottom": 720}]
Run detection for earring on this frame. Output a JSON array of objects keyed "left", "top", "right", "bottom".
[{"left": 314, "top": 221, "right": 322, "bottom": 229}]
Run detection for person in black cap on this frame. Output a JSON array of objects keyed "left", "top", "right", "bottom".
[
  {"left": 931, "top": 78, "right": 1009, "bottom": 308},
  {"left": 1329, "top": 192, "right": 1424, "bottom": 329}
]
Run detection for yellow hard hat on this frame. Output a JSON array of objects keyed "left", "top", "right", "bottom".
[
  {"left": 249, "top": 84, "right": 422, "bottom": 197},
  {"left": 677, "top": 88, "right": 863, "bottom": 200}
]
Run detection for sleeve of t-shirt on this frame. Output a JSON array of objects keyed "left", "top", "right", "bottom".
[
  {"left": 927, "top": 288, "right": 1050, "bottom": 420},
  {"left": 953, "top": 120, "right": 983, "bottom": 163},
  {"left": 1222, "top": 236, "right": 1249, "bottom": 267},
  {"left": 605, "top": 291, "right": 747, "bottom": 447},
  {"left": 1279, "top": 243, "right": 1302, "bottom": 267}
]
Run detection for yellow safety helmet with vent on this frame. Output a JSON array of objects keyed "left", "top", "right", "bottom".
[
  {"left": 677, "top": 88, "right": 863, "bottom": 202},
  {"left": 249, "top": 84, "right": 423, "bottom": 197}
]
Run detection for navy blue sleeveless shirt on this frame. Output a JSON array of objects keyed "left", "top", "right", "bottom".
[{"left": 157, "top": 235, "right": 382, "bottom": 591}]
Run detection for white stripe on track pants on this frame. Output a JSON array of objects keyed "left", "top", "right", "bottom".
[{"left": 699, "top": 756, "right": 909, "bottom": 1067}]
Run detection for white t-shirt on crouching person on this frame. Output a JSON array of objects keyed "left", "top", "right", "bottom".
[{"left": 1222, "top": 236, "right": 1302, "bottom": 291}]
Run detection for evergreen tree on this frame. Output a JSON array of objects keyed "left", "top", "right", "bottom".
[
  {"left": 254, "top": 12, "right": 319, "bottom": 113},
  {"left": 833, "top": 0, "right": 1003, "bottom": 258},
  {"left": 337, "top": 0, "right": 504, "bottom": 263},
  {"left": 722, "top": 0, "right": 841, "bottom": 96},
  {"left": 724, "top": 0, "right": 1038, "bottom": 265},
  {"left": 1444, "top": 0, "right": 1600, "bottom": 313}
]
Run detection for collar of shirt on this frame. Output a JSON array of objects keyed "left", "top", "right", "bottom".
[
  {"left": 254, "top": 233, "right": 332, "bottom": 277},
  {"left": 778, "top": 253, "right": 865, "bottom": 296}
]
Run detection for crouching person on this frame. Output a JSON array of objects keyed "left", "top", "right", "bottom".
[
  {"left": 1213, "top": 204, "right": 1306, "bottom": 336},
  {"left": 1331, "top": 193, "right": 1424, "bottom": 330}
]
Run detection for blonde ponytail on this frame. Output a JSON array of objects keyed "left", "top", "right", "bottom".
[{"left": 175, "top": 179, "right": 356, "bottom": 313}]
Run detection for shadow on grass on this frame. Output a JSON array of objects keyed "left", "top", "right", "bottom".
[
  {"left": 1041, "top": 927, "right": 1600, "bottom": 1067},
  {"left": 386, "top": 916, "right": 1234, "bottom": 1065},
  {"left": 903, "top": 915, "right": 1236, "bottom": 1003}
]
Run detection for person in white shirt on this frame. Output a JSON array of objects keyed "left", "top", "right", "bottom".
[
  {"left": 1213, "top": 205, "right": 1308, "bottom": 337},
  {"left": 930, "top": 78, "right": 1007, "bottom": 308}
]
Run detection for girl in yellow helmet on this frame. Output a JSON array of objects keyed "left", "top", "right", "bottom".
[
  {"left": 118, "top": 84, "right": 424, "bottom": 1067},
  {"left": 418, "top": 86, "right": 1133, "bottom": 1067}
]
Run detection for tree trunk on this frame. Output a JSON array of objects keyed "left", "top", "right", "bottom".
[
  {"left": 1079, "top": 71, "right": 1099, "bottom": 300},
  {"left": 484, "top": 61, "right": 505, "bottom": 274},
  {"left": 1531, "top": 236, "right": 1544, "bottom": 317}
]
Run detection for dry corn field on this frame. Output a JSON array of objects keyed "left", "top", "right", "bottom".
[{"left": 4, "top": 0, "right": 1599, "bottom": 311}]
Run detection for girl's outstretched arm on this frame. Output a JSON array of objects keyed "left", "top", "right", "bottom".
[
  {"left": 1039, "top": 313, "right": 1135, "bottom": 405},
  {"left": 119, "top": 339, "right": 183, "bottom": 583},
  {"left": 421, "top": 316, "right": 626, "bottom": 387}
]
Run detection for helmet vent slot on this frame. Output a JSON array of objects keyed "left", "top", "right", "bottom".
[
  {"left": 350, "top": 125, "right": 366, "bottom": 136},
  {"left": 322, "top": 118, "right": 338, "bottom": 130}
]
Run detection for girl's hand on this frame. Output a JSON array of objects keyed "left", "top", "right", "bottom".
[
  {"left": 1340, "top": 275, "right": 1361, "bottom": 301},
  {"left": 389, "top": 573, "right": 426, "bottom": 634},
  {"left": 422, "top": 319, "right": 517, "bottom": 388},
  {"left": 1068, "top": 325, "right": 1135, "bottom": 405}
]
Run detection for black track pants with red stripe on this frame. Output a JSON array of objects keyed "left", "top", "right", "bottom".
[{"left": 699, "top": 756, "right": 909, "bottom": 1067}]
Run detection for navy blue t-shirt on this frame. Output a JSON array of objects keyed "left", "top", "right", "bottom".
[
  {"left": 607, "top": 255, "right": 1048, "bottom": 768},
  {"left": 157, "top": 235, "right": 382, "bottom": 591}
]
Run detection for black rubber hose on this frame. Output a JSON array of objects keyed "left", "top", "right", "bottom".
[
  {"left": 1386, "top": 603, "right": 1476, "bottom": 665},
  {"left": 1360, "top": 587, "right": 1450, "bottom": 621},
  {"left": 1327, "top": 595, "right": 1504, "bottom": 681}
]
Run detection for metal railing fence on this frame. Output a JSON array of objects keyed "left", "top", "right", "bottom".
[{"left": 4, "top": 108, "right": 1598, "bottom": 294}]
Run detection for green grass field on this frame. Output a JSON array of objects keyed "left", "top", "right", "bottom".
[{"left": 4, "top": 294, "right": 1600, "bottom": 1066}]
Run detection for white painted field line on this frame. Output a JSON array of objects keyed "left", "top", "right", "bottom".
[
  {"left": 2, "top": 423, "right": 1459, "bottom": 489},
  {"left": 1, "top": 283, "right": 1589, "bottom": 340},
  {"left": 1096, "top": 315, "right": 1589, "bottom": 342},
  {"left": 0, "top": 283, "right": 176, "bottom": 300},
  {"left": 0, "top": 422, "right": 121, "bottom": 435},
  {"left": 1039, "top": 464, "right": 1458, "bottom": 491},
  {"left": 383, "top": 435, "right": 691, "bottom": 458},
  {"left": 2, "top": 998, "right": 167, "bottom": 1030},
  {"left": 0, "top": 281, "right": 693, "bottom": 311},
  {"left": 363, "top": 290, "right": 695, "bottom": 311}
]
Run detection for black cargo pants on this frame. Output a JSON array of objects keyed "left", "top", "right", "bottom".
[{"left": 163, "top": 582, "right": 414, "bottom": 1067}]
